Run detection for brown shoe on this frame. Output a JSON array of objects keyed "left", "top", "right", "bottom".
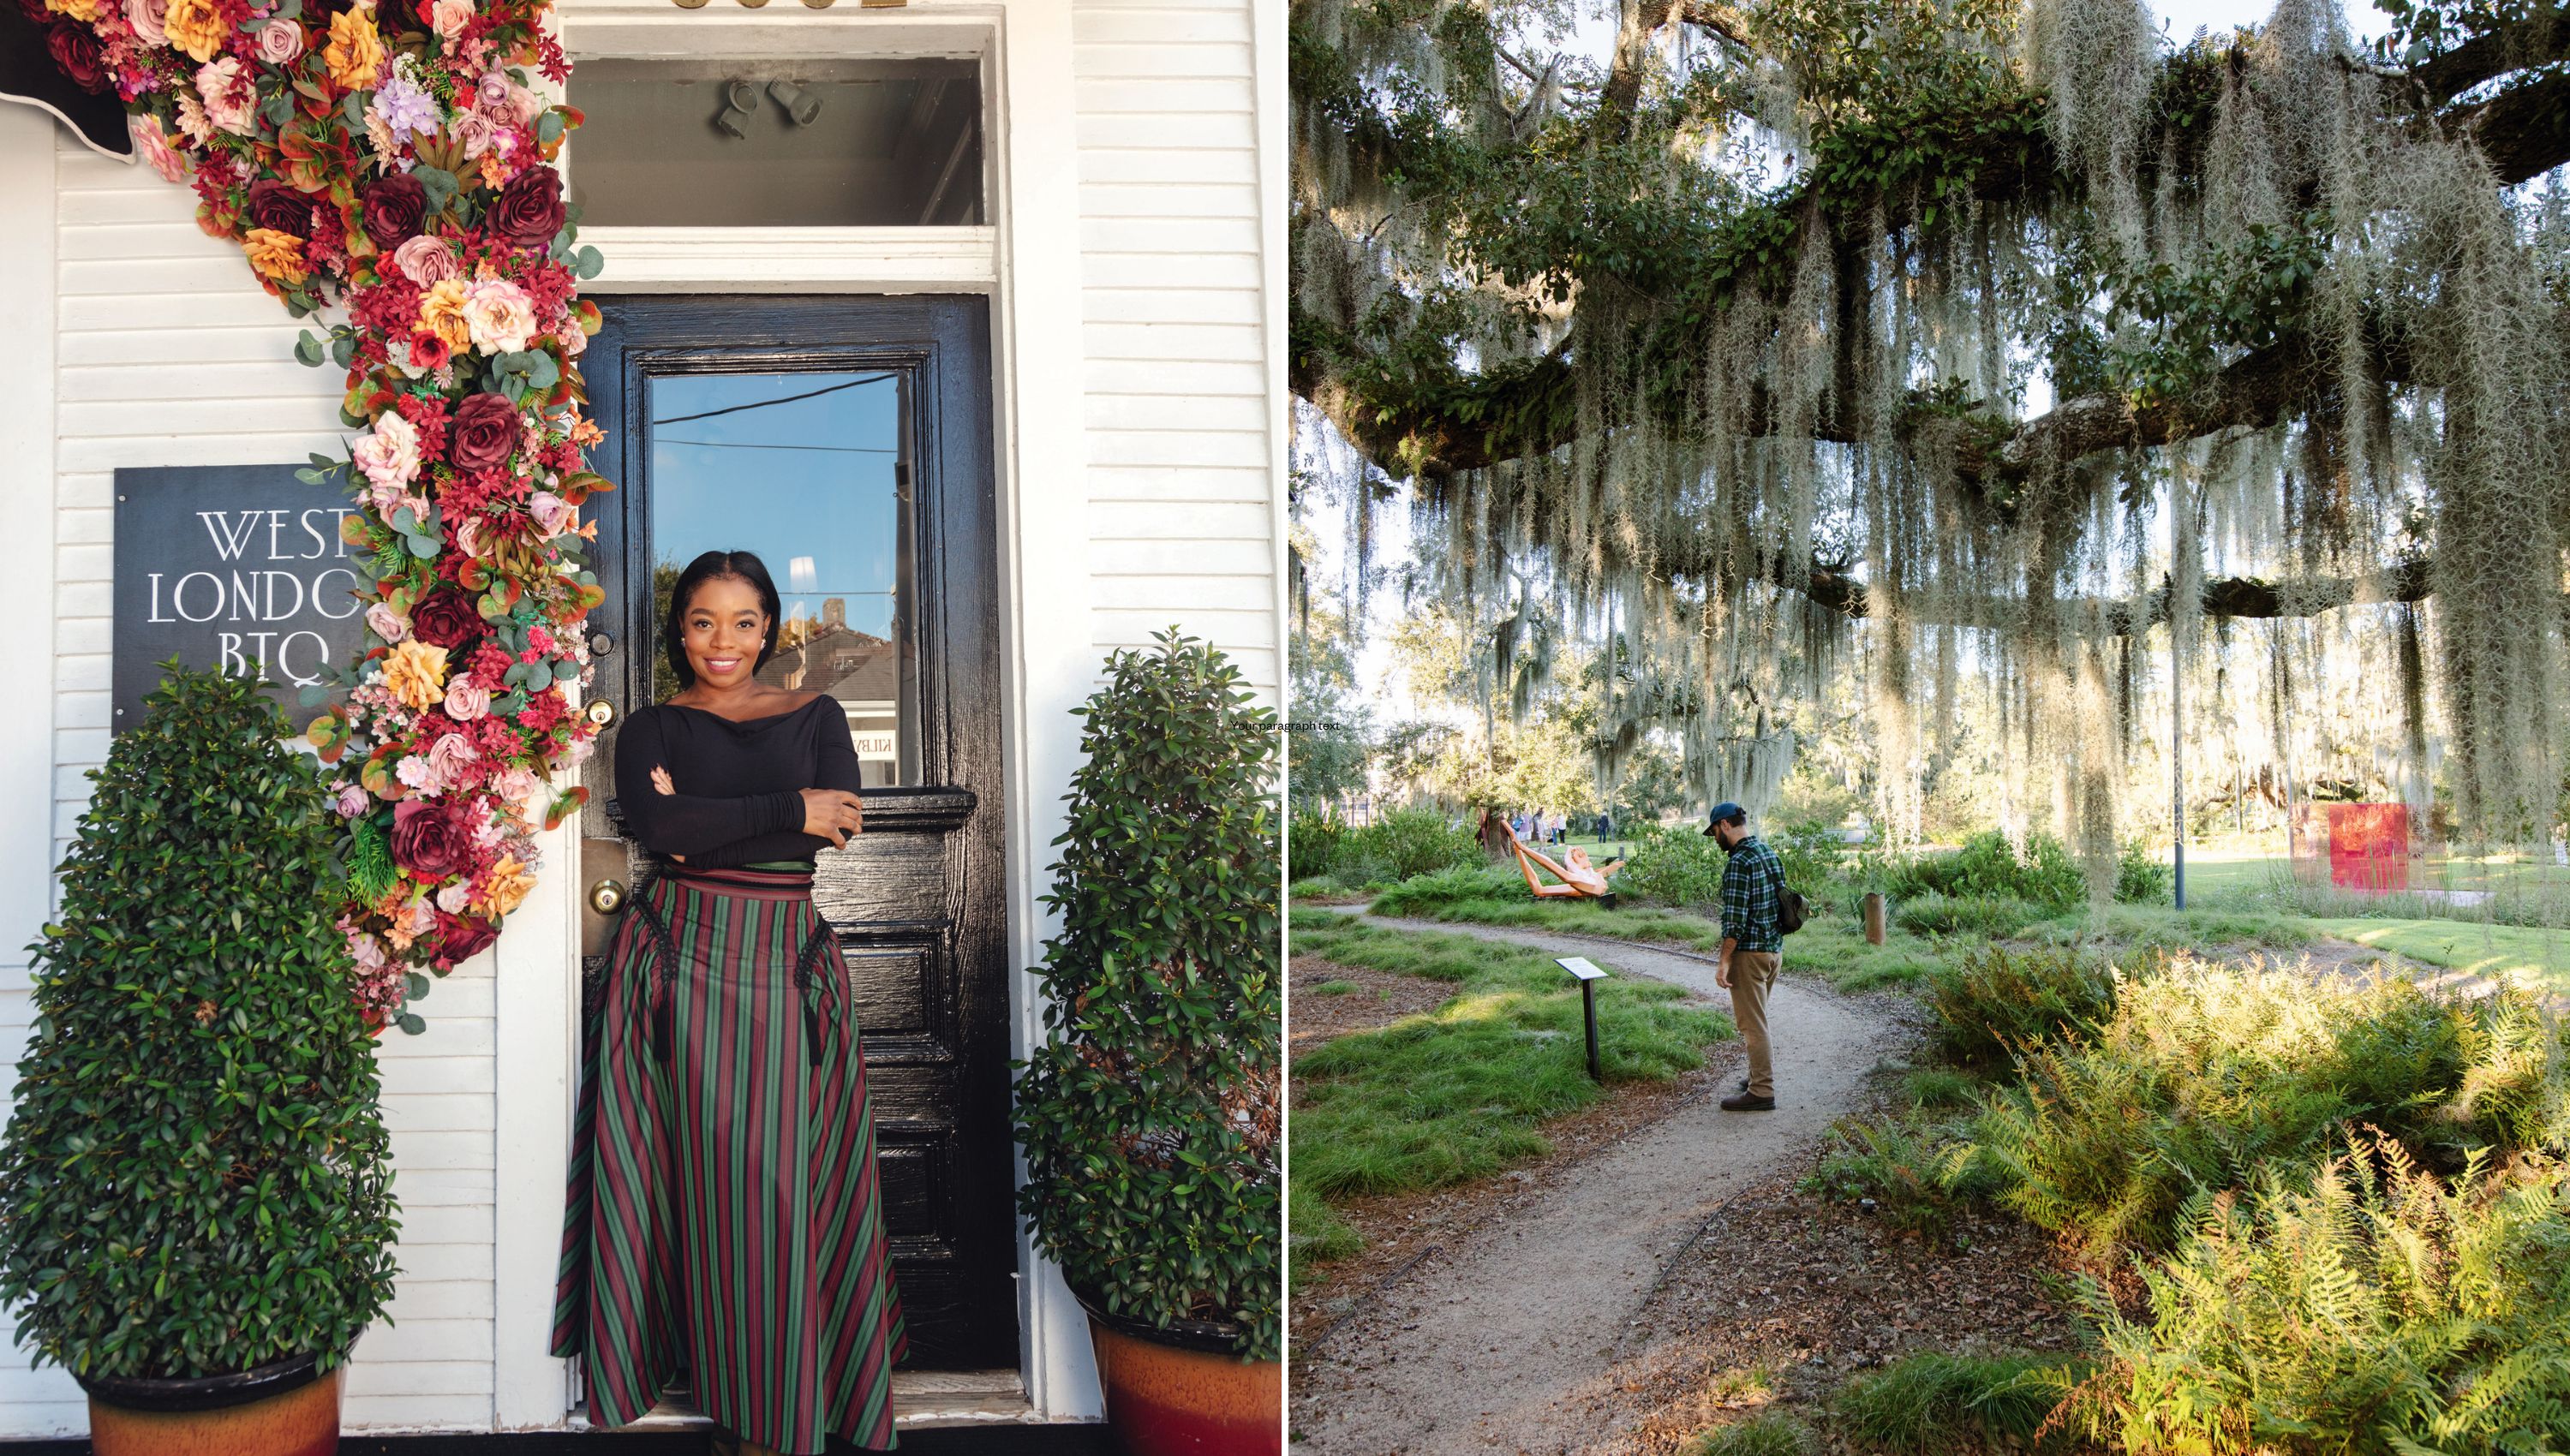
[{"left": 1720, "top": 1091, "right": 1775, "bottom": 1111}]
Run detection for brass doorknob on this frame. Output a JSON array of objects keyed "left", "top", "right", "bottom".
[
  {"left": 585, "top": 698, "right": 616, "bottom": 728},
  {"left": 588, "top": 879, "right": 627, "bottom": 915}
]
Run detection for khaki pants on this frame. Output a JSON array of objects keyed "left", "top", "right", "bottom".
[{"left": 1729, "top": 949, "right": 1781, "bottom": 1098}]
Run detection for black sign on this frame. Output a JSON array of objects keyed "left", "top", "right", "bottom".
[{"left": 112, "top": 465, "right": 367, "bottom": 729}]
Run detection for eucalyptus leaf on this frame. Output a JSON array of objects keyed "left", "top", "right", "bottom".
[{"left": 412, "top": 164, "right": 459, "bottom": 217}]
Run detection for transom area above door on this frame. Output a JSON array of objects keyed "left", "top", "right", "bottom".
[{"left": 555, "top": 9, "right": 998, "bottom": 292}]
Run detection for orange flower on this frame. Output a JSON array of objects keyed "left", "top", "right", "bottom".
[
  {"left": 162, "top": 0, "right": 226, "bottom": 63},
  {"left": 473, "top": 855, "right": 536, "bottom": 918},
  {"left": 325, "top": 3, "right": 386, "bottom": 91},
  {"left": 381, "top": 640, "right": 451, "bottom": 710},
  {"left": 242, "top": 228, "right": 309, "bottom": 287},
  {"left": 418, "top": 277, "right": 471, "bottom": 351},
  {"left": 44, "top": 0, "right": 103, "bottom": 21}
]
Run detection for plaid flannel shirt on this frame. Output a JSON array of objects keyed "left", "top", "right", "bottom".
[{"left": 1718, "top": 835, "right": 1785, "bottom": 952}]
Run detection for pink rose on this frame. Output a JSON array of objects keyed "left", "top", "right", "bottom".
[
  {"left": 529, "top": 490, "right": 575, "bottom": 539},
  {"left": 435, "top": 882, "right": 471, "bottom": 913},
  {"left": 123, "top": 0, "right": 165, "bottom": 46},
  {"left": 335, "top": 784, "right": 370, "bottom": 819},
  {"left": 462, "top": 277, "right": 535, "bottom": 355},
  {"left": 448, "top": 110, "right": 496, "bottom": 158},
  {"left": 352, "top": 409, "right": 422, "bottom": 492},
  {"left": 365, "top": 601, "right": 409, "bottom": 642},
  {"left": 128, "top": 114, "right": 184, "bottom": 183},
  {"left": 194, "top": 57, "right": 254, "bottom": 136},
  {"left": 495, "top": 765, "right": 541, "bottom": 807},
  {"left": 347, "top": 928, "right": 386, "bottom": 970},
  {"left": 427, "top": 730, "right": 479, "bottom": 788},
  {"left": 391, "top": 233, "right": 457, "bottom": 286},
  {"left": 473, "top": 71, "right": 513, "bottom": 120},
  {"left": 453, "top": 516, "right": 488, "bottom": 559},
  {"left": 427, "top": 0, "right": 469, "bottom": 38},
  {"left": 254, "top": 17, "right": 302, "bottom": 63},
  {"left": 443, "top": 678, "right": 490, "bottom": 721}
]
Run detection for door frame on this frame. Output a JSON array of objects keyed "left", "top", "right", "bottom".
[
  {"left": 579, "top": 295, "right": 1017, "bottom": 1369},
  {"left": 509, "top": 3, "right": 1109, "bottom": 1424}
]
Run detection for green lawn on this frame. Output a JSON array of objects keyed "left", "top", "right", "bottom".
[
  {"left": 2165, "top": 844, "right": 2570, "bottom": 901},
  {"left": 2311, "top": 916, "right": 2570, "bottom": 999},
  {"left": 1288, "top": 914, "right": 1731, "bottom": 1281}
]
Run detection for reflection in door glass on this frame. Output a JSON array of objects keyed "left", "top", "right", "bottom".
[{"left": 648, "top": 371, "right": 905, "bottom": 787}]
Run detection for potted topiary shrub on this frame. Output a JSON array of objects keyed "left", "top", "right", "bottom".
[
  {"left": 0, "top": 664, "right": 400, "bottom": 1456},
  {"left": 1013, "top": 629, "right": 1282, "bottom": 1455}
]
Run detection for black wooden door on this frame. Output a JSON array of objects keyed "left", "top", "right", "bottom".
[{"left": 577, "top": 295, "right": 1014, "bottom": 1369}]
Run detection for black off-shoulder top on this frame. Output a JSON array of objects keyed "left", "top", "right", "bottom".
[{"left": 612, "top": 695, "right": 860, "bottom": 868}]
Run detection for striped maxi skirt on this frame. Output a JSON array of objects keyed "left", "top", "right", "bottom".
[{"left": 549, "top": 862, "right": 909, "bottom": 1453}]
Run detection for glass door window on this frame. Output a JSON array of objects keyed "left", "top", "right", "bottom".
[{"left": 644, "top": 370, "right": 911, "bottom": 787}]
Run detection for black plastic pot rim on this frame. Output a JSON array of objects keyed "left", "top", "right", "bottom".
[
  {"left": 73, "top": 1349, "right": 333, "bottom": 1413},
  {"left": 1067, "top": 1281, "right": 1258, "bottom": 1359}
]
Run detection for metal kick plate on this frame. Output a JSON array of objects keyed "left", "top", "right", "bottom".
[{"left": 580, "top": 836, "right": 633, "bottom": 958}]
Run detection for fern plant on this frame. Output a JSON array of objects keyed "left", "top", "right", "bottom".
[
  {"left": 1972, "top": 957, "right": 2570, "bottom": 1260},
  {"left": 2074, "top": 1133, "right": 2570, "bottom": 1454},
  {"left": 0, "top": 664, "right": 399, "bottom": 1380}
]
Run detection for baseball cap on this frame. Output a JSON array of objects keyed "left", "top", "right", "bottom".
[{"left": 1703, "top": 802, "right": 1746, "bottom": 836}]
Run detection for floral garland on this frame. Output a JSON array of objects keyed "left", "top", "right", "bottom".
[{"left": 31, "top": 0, "right": 609, "bottom": 1033}]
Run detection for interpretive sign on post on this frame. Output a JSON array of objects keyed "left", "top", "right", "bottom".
[
  {"left": 112, "top": 465, "right": 365, "bottom": 729},
  {"left": 1556, "top": 956, "right": 1608, "bottom": 1081}
]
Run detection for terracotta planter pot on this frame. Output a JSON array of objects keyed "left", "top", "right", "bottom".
[
  {"left": 1075, "top": 1289, "right": 1280, "bottom": 1456},
  {"left": 76, "top": 1351, "right": 343, "bottom": 1456}
]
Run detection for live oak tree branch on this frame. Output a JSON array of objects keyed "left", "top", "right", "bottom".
[{"left": 1296, "top": 12, "right": 2570, "bottom": 508}]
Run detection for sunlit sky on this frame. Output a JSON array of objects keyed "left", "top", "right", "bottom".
[
  {"left": 648, "top": 371, "right": 901, "bottom": 640},
  {"left": 1308, "top": 1, "right": 2399, "bottom": 726}
]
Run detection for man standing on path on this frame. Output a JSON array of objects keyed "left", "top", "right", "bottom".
[{"left": 1706, "top": 802, "right": 1784, "bottom": 1111}]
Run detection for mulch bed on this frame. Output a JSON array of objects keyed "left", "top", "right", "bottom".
[
  {"left": 1583, "top": 1171, "right": 2091, "bottom": 1454},
  {"left": 1569, "top": 1065, "right": 2095, "bottom": 1456}
]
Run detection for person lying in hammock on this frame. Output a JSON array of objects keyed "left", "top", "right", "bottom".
[{"left": 1511, "top": 837, "right": 1624, "bottom": 898}]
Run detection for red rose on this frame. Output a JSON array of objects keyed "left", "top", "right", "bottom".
[
  {"left": 447, "top": 391, "right": 520, "bottom": 471},
  {"left": 244, "top": 180, "right": 316, "bottom": 240},
  {"left": 431, "top": 911, "right": 499, "bottom": 969},
  {"left": 46, "top": 23, "right": 105, "bottom": 93},
  {"left": 411, "top": 589, "right": 486, "bottom": 651},
  {"left": 409, "top": 329, "right": 450, "bottom": 370},
  {"left": 485, "top": 167, "right": 565, "bottom": 248},
  {"left": 391, "top": 799, "right": 469, "bottom": 880},
  {"left": 361, "top": 173, "right": 429, "bottom": 249}
]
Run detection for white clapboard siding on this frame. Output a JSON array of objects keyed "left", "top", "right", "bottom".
[
  {"left": 27, "top": 138, "right": 501, "bottom": 1437},
  {"left": 1074, "top": 0, "right": 1280, "bottom": 705}
]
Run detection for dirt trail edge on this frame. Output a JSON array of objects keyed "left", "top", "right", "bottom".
[{"left": 1290, "top": 910, "right": 1906, "bottom": 1456}]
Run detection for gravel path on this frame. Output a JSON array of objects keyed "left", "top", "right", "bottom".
[{"left": 1289, "top": 911, "right": 1909, "bottom": 1456}]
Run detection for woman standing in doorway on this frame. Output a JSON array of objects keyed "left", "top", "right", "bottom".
[{"left": 551, "top": 550, "right": 906, "bottom": 1456}]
